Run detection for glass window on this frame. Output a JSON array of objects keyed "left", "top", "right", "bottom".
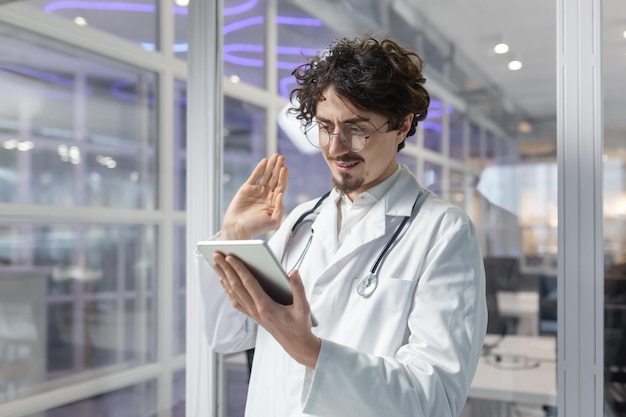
[
  {"left": 42, "top": 380, "right": 157, "bottom": 417},
  {"left": 450, "top": 107, "right": 466, "bottom": 161},
  {"left": 224, "top": 0, "right": 268, "bottom": 89},
  {"left": 397, "top": 152, "right": 417, "bottom": 175},
  {"left": 277, "top": 124, "right": 331, "bottom": 214},
  {"left": 276, "top": 1, "right": 339, "bottom": 98},
  {"left": 603, "top": 2, "right": 626, "bottom": 413},
  {"left": 174, "top": 4, "right": 189, "bottom": 60},
  {"left": 172, "top": 370, "right": 185, "bottom": 417},
  {"left": 468, "top": 122, "right": 482, "bottom": 170},
  {"left": 422, "top": 36, "right": 446, "bottom": 75},
  {"left": 0, "top": 25, "right": 158, "bottom": 209},
  {"left": 423, "top": 96, "right": 443, "bottom": 153},
  {"left": 449, "top": 169, "right": 468, "bottom": 210},
  {"left": 173, "top": 225, "right": 186, "bottom": 356},
  {"left": 223, "top": 96, "right": 267, "bottom": 215},
  {"left": 423, "top": 160, "right": 442, "bottom": 195},
  {"left": 24, "top": 0, "right": 158, "bottom": 51},
  {"left": 174, "top": 80, "right": 187, "bottom": 211},
  {"left": 0, "top": 221, "right": 157, "bottom": 402},
  {"left": 484, "top": 130, "right": 497, "bottom": 166}
]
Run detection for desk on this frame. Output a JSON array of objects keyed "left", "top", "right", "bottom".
[
  {"left": 497, "top": 290, "right": 540, "bottom": 335},
  {"left": 469, "top": 334, "right": 557, "bottom": 407}
]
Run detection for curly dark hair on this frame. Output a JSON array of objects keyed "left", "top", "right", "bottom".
[{"left": 289, "top": 36, "right": 430, "bottom": 152}]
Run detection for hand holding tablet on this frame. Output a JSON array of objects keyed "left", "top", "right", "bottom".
[{"left": 197, "top": 239, "right": 318, "bottom": 326}]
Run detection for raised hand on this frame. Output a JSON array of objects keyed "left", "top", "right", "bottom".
[{"left": 221, "top": 153, "right": 288, "bottom": 240}]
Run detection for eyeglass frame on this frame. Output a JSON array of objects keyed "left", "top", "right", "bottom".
[{"left": 303, "top": 119, "right": 391, "bottom": 152}]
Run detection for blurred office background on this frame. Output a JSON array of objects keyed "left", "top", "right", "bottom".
[{"left": 0, "top": 0, "right": 624, "bottom": 416}]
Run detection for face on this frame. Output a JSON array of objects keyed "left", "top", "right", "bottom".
[{"left": 315, "top": 87, "right": 411, "bottom": 200}]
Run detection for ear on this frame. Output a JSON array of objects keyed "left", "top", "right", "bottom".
[{"left": 395, "top": 114, "right": 413, "bottom": 143}]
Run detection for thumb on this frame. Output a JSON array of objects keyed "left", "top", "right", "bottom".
[
  {"left": 288, "top": 270, "right": 311, "bottom": 311},
  {"left": 288, "top": 269, "right": 306, "bottom": 301}
]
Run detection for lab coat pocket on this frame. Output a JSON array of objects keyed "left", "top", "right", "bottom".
[{"left": 338, "top": 276, "right": 416, "bottom": 352}]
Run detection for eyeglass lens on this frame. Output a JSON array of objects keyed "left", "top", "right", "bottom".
[{"left": 305, "top": 122, "right": 367, "bottom": 151}]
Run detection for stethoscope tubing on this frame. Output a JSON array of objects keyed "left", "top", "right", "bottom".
[{"left": 283, "top": 190, "right": 423, "bottom": 297}]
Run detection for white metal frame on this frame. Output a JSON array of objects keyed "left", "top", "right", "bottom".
[
  {"left": 556, "top": 0, "right": 604, "bottom": 415},
  {"left": 185, "top": 0, "right": 222, "bottom": 416}
]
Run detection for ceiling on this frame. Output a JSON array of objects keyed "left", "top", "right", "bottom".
[
  {"left": 401, "top": 0, "right": 626, "bottom": 148},
  {"left": 298, "top": 0, "right": 626, "bottom": 151}
]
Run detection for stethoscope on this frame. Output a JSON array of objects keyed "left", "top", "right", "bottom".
[{"left": 281, "top": 190, "right": 422, "bottom": 298}]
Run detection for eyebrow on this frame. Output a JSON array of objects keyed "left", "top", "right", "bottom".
[{"left": 316, "top": 115, "right": 370, "bottom": 125}]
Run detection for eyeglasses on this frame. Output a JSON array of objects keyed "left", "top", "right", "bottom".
[{"left": 303, "top": 120, "right": 389, "bottom": 152}]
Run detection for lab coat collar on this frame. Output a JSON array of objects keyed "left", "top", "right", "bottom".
[{"left": 311, "top": 165, "right": 422, "bottom": 263}]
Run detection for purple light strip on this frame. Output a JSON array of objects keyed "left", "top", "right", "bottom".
[
  {"left": 224, "top": 44, "right": 264, "bottom": 67},
  {"left": 276, "top": 16, "right": 323, "bottom": 26},
  {"left": 224, "top": 44, "right": 319, "bottom": 69},
  {"left": 422, "top": 121, "right": 442, "bottom": 132},
  {"left": 45, "top": 0, "right": 257, "bottom": 15},
  {"left": 8, "top": 66, "right": 77, "bottom": 89},
  {"left": 223, "top": 16, "right": 264, "bottom": 35},
  {"left": 224, "top": 0, "right": 258, "bottom": 16},
  {"left": 44, "top": 1, "right": 156, "bottom": 13},
  {"left": 223, "top": 15, "right": 322, "bottom": 68}
]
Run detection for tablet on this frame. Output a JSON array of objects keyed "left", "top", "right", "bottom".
[
  {"left": 197, "top": 239, "right": 318, "bottom": 326},
  {"left": 197, "top": 239, "right": 293, "bottom": 305}
]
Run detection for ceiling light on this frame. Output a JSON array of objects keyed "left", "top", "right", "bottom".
[
  {"left": 508, "top": 59, "right": 523, "bottom": 71},
  {"left": 623, "top": 29, "right": 626, "bottom": 39},
  {"left": 74, "top": 16, "right": 88, "bottom": 26},
  {"left": 493, "top": 42, "right": 509, "bottom": 54},
  {"left": 517, "top": 121, "right": 533, "bottom": 134},
  {"left": 3, "top": 139, "right": 17, "bottom": 150},
  {"left": 17, "top": 141, "right": 34, "bottom": 151},
  {"left": 175, "top": 0, "right": 189, "bottom": 6}
]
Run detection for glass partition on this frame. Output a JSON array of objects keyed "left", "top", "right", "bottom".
[
  {"left": 0, "top": 24, "right": 158, "bottom": 209},
  {"left": 25, "top": 0, "right": 159, "bottom": 51},
  {"left": 603, "top": 1, "right": 626, "bottom": 415},
  {"left": 0, "top": 221, "right": 157, "bottom": 402}
]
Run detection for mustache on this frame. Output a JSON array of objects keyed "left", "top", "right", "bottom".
[{"left": 329, "top": 155, "right": 364, "bottom": 163}]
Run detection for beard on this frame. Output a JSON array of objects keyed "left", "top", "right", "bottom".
[{"left": 332, "top": 172, "right": 364, "bottom": 195}]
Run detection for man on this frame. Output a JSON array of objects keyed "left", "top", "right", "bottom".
[{"left": 195, "top": 36, "right": 487, "bottom": 417}]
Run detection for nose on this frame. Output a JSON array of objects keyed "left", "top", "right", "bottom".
[{"left": 326, "top": 130, "right": 350, "bottom": 156}]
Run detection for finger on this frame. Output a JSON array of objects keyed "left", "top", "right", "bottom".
[
  {"left": 255, "top": 153, "right": 278, "bottom": 188},
  {"left": 225, "top": 255, "right": 274, "bottom": 308},
  {"left": 288, "top": 269, "right": 312, "bottom": 323},
  {"left": 270, "top": 192, "right": 285, "bottom": 224},
  {"left": 216, "top": 255, "right": 257, "bottom": 312},
  {"left": 219, "top": 276, "right": 249, "bottom": 313},
  {"left": 212, "top": 259, "right": 247, "bottom": 310},
  {"left": 265, "top": 154, "right": 285, "bottom": 191},
  {"left": 275, "top": 164, "right": 288, "bottom": 194},
  {"left": 246, "top": 157, "right": 269, "bottom": 186}
]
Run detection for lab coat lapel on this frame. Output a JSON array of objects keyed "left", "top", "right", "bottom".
[
  {"left": 310, "top": 191, "right": 340, "bottom": 260},
  {"left": 318, "top": 168, "right": 420, "bottom": 268}
]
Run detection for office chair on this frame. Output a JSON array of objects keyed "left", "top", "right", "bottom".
[
  {"left": 484, "top": 266, "right": 508, "bottom": 335},
  {"left": 483, "top": 257, "right": 518, "bottom": 335},
  {"left": 605, "top": 261, "right": 626, "bottom": 416},
  {"left": 538, "top": 275, "right": 558, "bottom": 335},
  {"left": 605, "top": 330, "right": 626, "bottom": 416}
]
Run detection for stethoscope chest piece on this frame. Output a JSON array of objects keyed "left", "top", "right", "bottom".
[{"left": 357, "top": 273, "right": 378, "bottom": 298}]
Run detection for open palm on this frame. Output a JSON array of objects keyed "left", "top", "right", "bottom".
[{"left": 221, "top": 154, "right": 288, "bottom": 240}]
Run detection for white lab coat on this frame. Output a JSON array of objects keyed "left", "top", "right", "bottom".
[{"left": 195, "top": 166, "right": 487, "bottom": 417}]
